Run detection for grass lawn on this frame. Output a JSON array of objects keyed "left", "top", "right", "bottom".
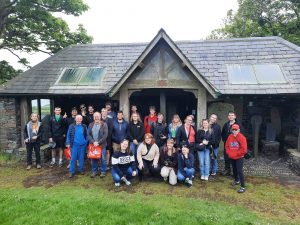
[{"left": 0, "top": 158, "right": 299, "bottom": 225}]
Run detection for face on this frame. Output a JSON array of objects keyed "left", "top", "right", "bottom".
[
  {"left": 131, "top": 106, "right": 137, "bottom": 112},
  {"left": 101, "top": 108, "right": 107, "bottom": 117},
  {"left": 173, "top": 116, "right": 179, "bottom": 123},
  {"left": 150, "top": 108, "right": 155, "bottom": 115},
  {"left": 145, "top": 136, "right": 152, "bottom": 144},
  {"left": 157, "top": 114, "right": 163, "bottom": 123},
  {"left": 167, "top": 141, "right": 174, "bottom": 149},
  {"left": 75, "top": 115, "right": 83, "bottom": 124},
  {"left": 31, "top": 113, "right": 38, "bottom": 122},
  {"left": 117, "top": 112, "right": 123, "bottom": 120},
  {"left": 210, "top": 114, "right": 217, "bottom": 124},
  {"left": 182, "top": 147, "right": 189, "bottom": 155},
  {"left": 228, "top": 113, "right": 236, "bottom": 121},
  {"left": 54, "top": 108, "right": 61, "bottom": 115},
  {"left": 185, "top": 116, "right": 192, "bottom": 126},
  {"left": 88, "top": 106, "right": 94, "bottom": 113},
  {"left": 231, "top": 128, "right": 240, "bottom": 136},
  {"left": 93, "top": 113, "right": 101, "bottom": 122},
  {"left": 105, "top": 104, "right": 111, "bottom": 111},
  {"left": 202, "top": 120, "right": 209, "bottom": 129},
  {"left": 132, "top": 113, "right": 138, "bottom": 121},
  {"left": 71, "top": 110, "right": 78, "bottom": 117},
  {"left": 80, "top": 105, "right": 86, "bottom": 111},
  {"left": 120, "top": 140, "right": 129, "bottom": 150}
]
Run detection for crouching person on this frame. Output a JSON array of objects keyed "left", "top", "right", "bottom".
[
  {"left": 24, "top": 113, "right": 43, "bottom": 170},
  {"left": 137, "top": 133, "right": 160, "bottom": 181},
  {"left": 160, "top": 139, "right": 178, "bottom": 185},
  {"left": 177, "top": 145, "right": 195, "bottom": 188},
  {"left": 112, "top": 139, "right": 137, "bottom": 187},
  {"left": 66, "top": 115, "right": 88, "bottom": 178},
  {"left": 225, "top": 124, "right": 247, "bottom": 193}
]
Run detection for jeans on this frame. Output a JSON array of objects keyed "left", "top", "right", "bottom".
[
  {"left": 111, "top": 167, "right": 134, "bottom": 183},
  {"left": 211, "top": 148, "right": 219, "bottom": 174},
  {"left": 91, "top": 146, "right": 107, "bottom": 173},
  {"left": 70, "top": 143, "right": 86, "bottom": 174},
  {"left": 232, "top": 158, "right": 245, "bottom": 188},
  {"left": 26, "top": 142, "right": 41, "bottom": 165},
  {"left": 130, "top": 142, "right": 140, "bottom": 159},
  {"left": 198, "top": 149, "right": 210, "bottom": 176},
  {"left": 177, "top": 168, "right": 195, "bottom": 181}
]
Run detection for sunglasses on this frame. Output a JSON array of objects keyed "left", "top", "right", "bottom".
[
  {"left": 80, "top": 107, "right": 86, "bottom": 109},
  {"left": 231, "top": 129, "right": 238, "bottom": 131}
]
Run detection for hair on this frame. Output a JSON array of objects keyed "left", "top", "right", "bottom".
[
  {"left": 117, "top": 110, "right": 123, "bottom": 114},
  {"left": 54, "top": 107, "right": 61, "bottom": 110},
  {"left": 228, "top": 111, "right": 236, "bottom": 116},
  {"left": 210, "top": 113, "right": 218, "bottom": 118},
  {"left": 30, "top": 112, "right": 39, "bottom": 121},
  {"left": 172, "top": 114, "right": 182, "bottom": 127},
  {"left": 80, "top": 104, "right": 86, "bottom": 107},
  {"left": 184, "top": 115, "right": 193, "bottom": 124},
  {"left": 120, "top": 139, "right": 131, "bottom": 154},
  {"left": 163, "top": 139, "right": 176, "bottom": 155},
  {"left": 88, "top": 105, "right": 94, "bottom": 109},
  {"left": 130, "top": 112, "right": 142, "bottom": 122},
  {"left": 149, "top": 105, "right": 156, "bottom": 110},
  {"left": 200, "top": 119, "right": 212, "bottom": 134},
  {"left": 105, "top": 102, "right": 112, "bottom": 107},
  {"left": 143, "top": 133, "right": 155, "bottom": 145},
  {"left": 71, "top": 107, "right": 77, "bottom": 111}
]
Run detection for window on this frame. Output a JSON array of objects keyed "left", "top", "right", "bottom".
[
  {"left": 56, "top": 67, "right": 105, "bottom": 85},
  {"left": 31, "top": 99, "right": 51, "bottom": 121},
  {"left": 227, "top": 64, "right": 288, "bottom": 84}
]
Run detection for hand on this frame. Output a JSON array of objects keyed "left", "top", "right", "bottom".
[
  {"left": 49, "top": 138, "right": 53, "bottom": 143},
  {"left": 66, "top": 145, "right": 70, "bottom": 148},
  {"left": 133, "top": 139, "right": 138, "bottom": 145},
  {"left": 138, "top": 163, "right": 143, "bottom": 170},
  {"left": 202, "top": 140, "right": 208, "bottom": 145},
  {"left": 160, "top": 135, "right": 167, "bottom": 139},
  {"left": 132, "top": 171, "right": 137, "bottom": 176},
  {"left": 94, "top": 142, "right": 99, "bottom": 147},
  {"left": 24, "top": 138, "right": 29, "bottom": 144},
  {"left": 81, "top": 111, "right": 86, "bottom": 116},
  {"left": 32, "top": 136, "right": 37, "bottom": 140},
  {"left": 63, "top": 134, "right": 66, "bottom": 137},
  {"left": 153, "top": 163, "right": 158, "bottom": 168},
  {"left": 63, "top": 112, "right": 67, "bottom": 118}
]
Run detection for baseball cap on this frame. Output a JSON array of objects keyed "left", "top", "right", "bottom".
[{"left": 231, "top": 124, "right": 240, "bottom": 130}]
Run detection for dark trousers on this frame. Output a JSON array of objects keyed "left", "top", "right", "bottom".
[
  {"left": 138, "top": 159, "right": 160, "bottom": 179},
  {"left": 223, "top": 149, "right": 231, "bottom": 172},
  {"left": 232, "top": 158, "right": 245, "bottom": 188},
  {"left": 26, "top": 142, "right": 41, "bottom": 165}
]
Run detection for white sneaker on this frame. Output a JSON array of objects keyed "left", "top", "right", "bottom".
[
  {"left": 201, "top": 175, "right": 205, "bottom": 180},
  {"left": 115, "top": 182, "right": 120, "bottom": 187},
  {"left": 204, "top": 176, "right": 209, "bottom": 181},
  {"left": 122, "top": 178, "right": 131, "bottom": 186}
]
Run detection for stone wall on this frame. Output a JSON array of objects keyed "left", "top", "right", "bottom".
[{"left": 0, "top": 97, "right": 21, "bottom": 153}]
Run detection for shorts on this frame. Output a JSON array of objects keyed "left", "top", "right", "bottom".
[{"left": 53, "top": 136, "right": 65, "bottom": 149}]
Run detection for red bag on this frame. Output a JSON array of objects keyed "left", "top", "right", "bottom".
[
  {"left": 87, "top": 144, "right": 102, "bottom": 159},
  {"left": 64, "top": 146, "right": 71, "bottom": 160}
]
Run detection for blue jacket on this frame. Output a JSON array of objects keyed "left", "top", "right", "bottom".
[
  {"left": 66, "top": 123, "right": 88, "bottom": 147},
  {"left": 112, "top": 119, "right": 128, "bottom": 144},
  {"left": 178, "top": 153, "right": 194, "bottom": 174}
]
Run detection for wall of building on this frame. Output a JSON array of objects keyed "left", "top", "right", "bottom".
[{"left": 0, "top": 97, "right": 21, "bottom": 153}]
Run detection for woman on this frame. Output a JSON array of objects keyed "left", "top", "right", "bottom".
[
  {"left": 127, "top": 112, "right": 144, "bottom": 156},
  {"left": 168, "top": 114, "right": 182, "bottom": 143},
  {"left": 151, "top": 113, "right": 168, "bottom": 149},
  {"left": 137, "top": 133, "right": 160, "bottom": 181},
  {"left": 177, "top": 145, "right": 195, "bottom": 188},
  {"left": 175, "top": 115, "right": 196, "bottom": 153},
  {"left": 88, "top": 112, "right": 108, "bottom": 178},
  {"left": 112, "top": 139, "right": 137, "bottom": 187},
  {"left": 196, "top": 119, "right": 215, "bottom": 181},
  {"left": 160, "top": 139, "right": 178, "bottom": 185},
  {"left": 24, "top": 113, "right": 43, "bottom": 170}
]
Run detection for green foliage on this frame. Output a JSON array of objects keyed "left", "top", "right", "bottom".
[
  {"left": 0, "top": 0, "right": 93, "bottom": 83},
  {"left": 208, "top": 0, "right": 300, "bottom": 46},
  {"left": 0, "top": 60, "right": 22, "bottom": 84}
]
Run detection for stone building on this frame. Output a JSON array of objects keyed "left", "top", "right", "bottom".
[{"left": 0, "top": 29, "right": 299, "bottom": 161}]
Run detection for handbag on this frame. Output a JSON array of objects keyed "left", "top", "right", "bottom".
[
  {"left": 87, "top": 144, "right": 102, "bottom": 159},
  {"left": 64, "top": 146, "right": 71, "bottom": 160}
]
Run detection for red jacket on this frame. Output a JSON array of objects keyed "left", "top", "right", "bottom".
[
  {"left": 144, "top": 113, "right": 157, "bottom": 134},
  {"left": 225, "top": 133, "right": 247, "bottom": 160}
]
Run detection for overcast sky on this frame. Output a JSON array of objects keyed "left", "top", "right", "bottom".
[{"left": 2, "top": 0, "right": 238, "bottom": 69}]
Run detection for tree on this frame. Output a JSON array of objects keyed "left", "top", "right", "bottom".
[
  {"left": 0, "top": 0, "right": 93, "bottom": 84},
  {"left": 208, "top": 0, "right": 300, "bottom": 46}
]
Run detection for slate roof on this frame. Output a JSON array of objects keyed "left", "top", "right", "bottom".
[{"left": 0, "top": 30, "right": 299, "bottom": 95}]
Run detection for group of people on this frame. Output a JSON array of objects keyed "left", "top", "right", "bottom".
[{"left": 24, "top": 103, "right": 248, "bottom": 193}]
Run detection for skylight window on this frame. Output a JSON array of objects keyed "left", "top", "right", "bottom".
[
  {"left": 227, "top": 64, "right": 288, "bottom": 84},
  {"left": 56, "top": 67, "right": 105, "bottom": 85}
]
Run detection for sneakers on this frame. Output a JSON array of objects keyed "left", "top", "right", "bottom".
[
  {"left": 100, "top": 172, "right": 106, "bottom": 178},
  {"left": 36, "top": 164, "right": 41, "bottom": 169},
  {"left": 211, "top": 172, "right": 216, "bottom": 176},
  {"left": 115, "top": 182, "right": 120, "bottom": 187},
  {"left": 204, "top": 176, "right": 209, "bottom": 181},
  {"left": 79, "top": 171, "right": 85, "bottom": 175},
  {"left": 90, "top": 172, "right": 96, "bottom": 178},
  {"left": 68, "top": 173, "right": 74, "bottom": 178},
  {"left": 185, "top": 178, "right": 192, "bottom": 188},
  {"left": 50, "top": 161, "right": 55, "bottom": 167},
  {"left": 200, "top": 175, "right": 204, "bottom": 180},
  {"left": 26, "top": 165, "right": 31, "bottom": 170},
  {"left": 232, "top": 180, "right": 240, "bottom": 186},
  {"left": 121, "top": 177, "right": 131, "bottom": 186},
  {"left": 58, "top": 161, "right": 63, "bottom": 167},
  {"left": 237, "top": 187, "right": 246, "bottom": 193}
]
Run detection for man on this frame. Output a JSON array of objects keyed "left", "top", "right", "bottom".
[
  {"left": 221, "top": 111, "right": 244, "bottom": 176},
  {"left": 112, "top": 111, "right": 128, "bottom": 152},
  {"left": 88, "top": 112, "right": 108, "bottom": 178},
  {"left": 66, "top": 115, "right": 88, "bottom": 178},
  {"left": 79, "top": 103, "right": 88, "bottom": 125},
  {"left": 101, "top": 108, "right": 113, "bottom": 169},
  {"left": 86, "top": 105, "right": 95, "bottom": 125},
  {"left": 105, "top": 102, "right": 116, "bottom": 121},
  {"left": 48, "top": 107, "right": 68, "bottom": 167},
  {"left": 209, "top": 113, "right": 222, "bottom": 176},
  {"left": 130, "top": 104, "right": 138, "bottom": 116},
  {"left": 144, "top": 105, "right": 157, "bottom": 134},
  {"left": 225, "top": 124, "right": 247, "bottom": 193},
  {"left": 67, "top": 107, "right": 78, "bottom": 127}
]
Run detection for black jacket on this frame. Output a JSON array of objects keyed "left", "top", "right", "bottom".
[
  {"left": 48, "top": 115, "right": 67, "bottom": 138},
  {"left": 102, "top": 117, "right": 113, "bottom": 148},
  {"left": 195, "top": 129, "right": 215, "bottom": 151},
  {"left": 151, "top": 122, "right": 168, "bottom": 147},
  {"left": 127, "top": 121, "right": 144, "bottom": 143},
  {"left": 221, "top": 120, "right": 245, "bottom": 143},
  {"left": 211, "top": 123, "right": 221, "bottom": 148},
  {"left": 24, "top": 122, "right": 43, "bottom": 143},
  {"left": 175, "top": 125, "right": 196, "bottom": 148},
  {"left": 159, "top": 149, "right": 178, "bottom": 169}
]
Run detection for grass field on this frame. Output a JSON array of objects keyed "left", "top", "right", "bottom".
[{"left": 0, "top": 158, "right": 299, "bottom": 225}]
